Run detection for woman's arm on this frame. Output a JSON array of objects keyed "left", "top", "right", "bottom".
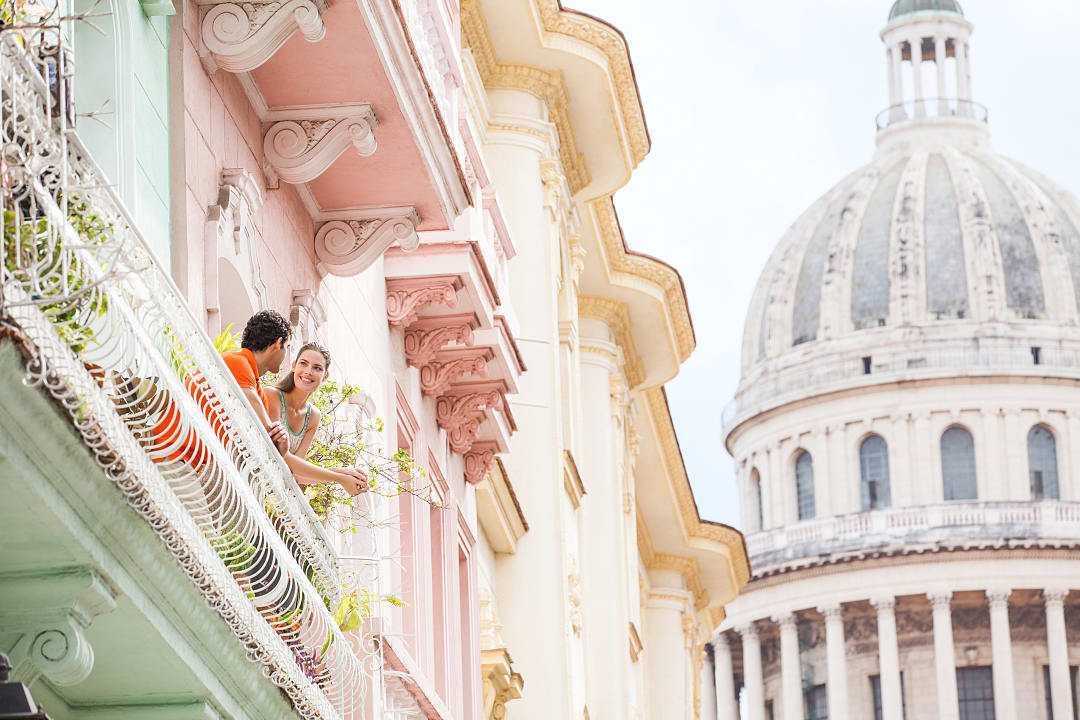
[{"left": 284, "top": 453, "right": 368, "bottom": 494}]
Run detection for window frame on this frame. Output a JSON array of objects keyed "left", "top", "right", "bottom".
[
  {"left": 859, "top": 433, "right": 892, "bottom": 511},
  {"left": 1027, "top": 424, "right": 1061, "bottom": 501},
  {"left": 795, "top": 450, "right": 816, "bottom": 521},
  {"left": 941, "top": 425, "right": 978, "bottom": 502},
  {"left": 956, "top": 665, "right": 996, "bottom": 720}
]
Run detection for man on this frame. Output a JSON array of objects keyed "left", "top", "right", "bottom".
[{"left": 225, "top": 310, "right": 367, "bottom": 496}]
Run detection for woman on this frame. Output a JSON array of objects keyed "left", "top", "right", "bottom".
[{"left": 264, "top": 342, "right": 367, "bottom": 495}]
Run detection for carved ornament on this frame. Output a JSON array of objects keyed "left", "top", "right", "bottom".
[
  {"left": 263, "top": 109, "right": 378, "bottom": 188},
  {"left": 199, "top": 0, "right": 326, "bottom": 74},
  {"left": 403, "top": 314, "right": 478, "bottom": 367},
  {"left": 435, "top": 390, "right": 501, "bottom": 454},
  {"left": 420, "top": 348, "right": 490, "bottom": 397},
  {"left": 386, "top": 277, "right": 461, "bottom": 327},
  {"left": 464, "top": 442, "right": 498, "bottom": 485},
  {"left": 315, "top": 210, "right": 420, "bottom": 277}
]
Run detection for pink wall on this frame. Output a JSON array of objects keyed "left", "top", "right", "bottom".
[{"left": 169, "top": 4, "right": 480, "bottom": 716}]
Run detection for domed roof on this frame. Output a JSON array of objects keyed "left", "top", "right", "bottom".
[
  {"left": 888, "top": 0, "right": 963, "bottom": 20},
  {"left": 741, "top": 147, "right": 1080, "bottom": 375}
]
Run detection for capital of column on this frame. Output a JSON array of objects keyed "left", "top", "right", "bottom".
[
  {"left": 1044, "top": 588, "right": 1069, "bottom": 606},
  {"left": 736, "top": 622, "right": 759, "bottom": 640},
  {"left": 986, "top": 588, "right": 1013, "bottom": 610},
  {"left": 871, "top": 596, "right": 896, "bottom": 613},
  {"left": 714, "top": 631, "right": 731, "bottom": 651},
  {"left": 818, "top": 604, "right": 844, "bottom": 622},
  {"left": 929, "top": 591, "right": 954, "bottom": 610},
  {"left": 772, "top": 612, "right": 798, "bottom": 631}
]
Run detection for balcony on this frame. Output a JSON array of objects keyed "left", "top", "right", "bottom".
[
  {"left": 875, "top": 97, "right": 989, "bottom": 130},
  {"left": 1, "top": 27, "right": 374, "bottom": 720},
  {"left": 747, "top": 500, "right": 1080, "bottom": 575}
]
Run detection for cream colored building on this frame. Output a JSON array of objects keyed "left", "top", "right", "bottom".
[{"left": 714, "top": 2, "right": 1080, "bottom": 719}]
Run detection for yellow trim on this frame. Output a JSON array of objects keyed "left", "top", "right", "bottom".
[{"left": 577, "top": 295, "right": 645, "bottom": 388}]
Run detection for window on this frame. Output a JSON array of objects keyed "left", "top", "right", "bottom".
[
  {"left": 1043, "top": 665, "right": 1080, "bottom": 720},
  {"left": 1028, "top": 425, "right": 1060, "bottom": 500},
  {"left": 871, "top": 673, "right": 907, "bottom": 720},
  {"left": 957, "top": 666, "right": 995, "bottom": 720},
  {"left": 765, "top": 699, "right": 775, "bottom": 720},
  {"left": 749, "top": 468, "right": 764, "bottom": 531},
  {"left": 795, "top": 451, "right": 816, "bottom": 521},
  {"left": 860, "top": 434, "right": 892, "bottom": 511},
  {"left": 941, "top": 426, "right": 978, "bottom": 501},
  {"left": 805, "top": 683, "right": 828, "bottom": 720}
]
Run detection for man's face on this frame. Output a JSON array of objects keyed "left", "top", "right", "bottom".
[{"left": 268, "top": 338, "right": 288, "bottom": 374}]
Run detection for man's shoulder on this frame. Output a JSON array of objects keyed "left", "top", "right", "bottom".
[{"left": 221, "top": 349, "right": 257, "bottom": 387}]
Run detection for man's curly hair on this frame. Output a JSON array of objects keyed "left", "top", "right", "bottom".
[{"left": 240, "top": 310, "right": 292, "bottom": 352}]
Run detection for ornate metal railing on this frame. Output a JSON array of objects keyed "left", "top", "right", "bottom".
[
  {"left": 722, "top": 340, "right": 1080, "bottom": 436},
  {"left": 1, "top": 22, "right": 374, "bottom": 720},
  {"left": 747, "top": 500, "right": 1080, "bottom": 572},
  {"left": 875, "top": 97, "right": 989, "bottom": 130}
]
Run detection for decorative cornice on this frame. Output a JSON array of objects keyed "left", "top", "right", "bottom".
[
  {"left": 644, "top": 387, "right": 751, "bottom": 588},
  {"left": 650, "top": 553, "right": 708, "bottom": 612},
  {"left": 421, "top": 347, "right": 491, "bottom": 397},
  {"left": 578, "top": 295, "right": 644, "bottom": 388},
  {"left": 460, "top": 0, "right": 590, "bottom": 193},
  {"left": 464, "top": 442, "right": 498, "bottom": 485},
  {"left": 385, "top": 277, "right": 462, "bottom": 327},
  {"left": 403, "top": 314, "right": 479, "bottom": 367},
  {"left": 198, "top": 0, "right": 326, "bottom": 74},
  {"left": 435, "top": 390, "right": 502, "bottom": 454},
  {"left": 590, "top": 197, "right": 696, "bottom": 360},
  {"left": 263, "top": 109, "right": 378, "bottom": 188},
  {"left": 314, "top": 211, "right": 420, "bottom": 278}
]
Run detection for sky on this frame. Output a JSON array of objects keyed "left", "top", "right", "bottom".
[{"left": 570, "top": 0, "right": 1080, "bottom": 529}]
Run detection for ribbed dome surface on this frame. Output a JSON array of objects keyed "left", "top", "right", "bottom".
[
  {"left": 742, "top": 147, "right": 1080, "bottom": 374},
  {"left": 888, "top": 0, "right": 963, "bottom": 20}
]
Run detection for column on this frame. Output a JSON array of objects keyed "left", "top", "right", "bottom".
[
  {"left": 643, "top": 591, "right": 693, "bottom": 720},
  {"left": 987, "top": 589, "right": 1018, "bottom": 720},
  {"left": 714, "top": 634, "right": 740, "bottom": 720},
  {"left": 930, "top": 593, "right": 960, "bottom": 720},
  {"left": 911, "top": 37, "right": 925, "bottom": 117},
  {"left": 957, "top": 43, "right": 971, "bottom": 104},
  {"left": 776, "top": 613, "right": 804, "bottom": 720},
  {"left": 1045, "top": 589, "right": 1075, "bottom": 720},
  {"left": 935, "top": 36, "right": 948, "bottom": 115},
  {"left": 820, "top": 604, "right": 849, "bottom": 720},
  {"left": 890, "top": 43, "right": 906, "bottom": 121},
  {"left": 872, "top": 597, "right": 903, "bottom": 720},
  {"left": 887, "top": 47, "right": 898, "bottom": 106},
  {"left": 740, "top": 624, "right": 765, "bottom": 720}
]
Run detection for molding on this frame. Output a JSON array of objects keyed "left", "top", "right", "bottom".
[
  {"left": 421, "top": 347, "right": 491, "bottom": 397},
  {"left": 649, "top": 553, "right": 708, "bottom": 612},
  {"left": 464, "top": 441, "right": 498, "bottom": 485},
  {"left": 628, "top": 622, "right": 644, "bottom": 663},
  {"left": 460, "top": 0, "right": 589, "bottom": 193},
  {"left": 314, "top": 210, "right": 420, "bottom": 278},
  {"left": 475, "top": 457, "right": 528, "bottom": 554},
  {"left": 198, "top": 0, "right": 326, "bottom": 74},
  {"left": 262, "top": 109, "right": 378, "bottom": 188},
  {"left": 480, "top": 647, "right": 524, "bottom": 720},
  {"left": 385, "top": 277, "right": 462, "bottom": 327},
  {"left": 403, "top": 314, "right": 479, "bottom": 368},
  {"left": 562, "top": 449, "right": 586, "bottom": 510},
  {"left": 578, "top": 295, "right": 644, "bottom": 388},
  {"left": 203, "top": 168, "right": 267, "bottom": 335},
  {"left": 590, "top": 197, "right": 696, "bottom": 361}
]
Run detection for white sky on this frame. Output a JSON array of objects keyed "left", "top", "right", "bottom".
[{"left": 570, "top": 0, "right": 1080, "bottom": 529}]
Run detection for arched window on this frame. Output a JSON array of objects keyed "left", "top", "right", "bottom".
[
  {"left": 795, "top": 451, "right": 815, "bottom": 521},
  {"left": 860, "top": 434, "right": 891, "bottom": 510},
  {"left": 1027, "top": 425, "right": 1060, "bottom": 500},
  {"left": 941, "top": 426, "right": 978, "bottom": 501},
  {"left": 748, "top": 468, "right": 764, "bottom": 531}
]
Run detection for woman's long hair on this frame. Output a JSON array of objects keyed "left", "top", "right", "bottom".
[{"left": 276, "top": 342, "right": 331, "bottom": 395}]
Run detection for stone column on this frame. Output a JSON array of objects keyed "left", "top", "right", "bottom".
[
  {"left": 935, "top": 36, "right": 948, "bottom": 114},
  {"left": 911, "top": 37, "right": 925, "bottom": 116},
  {"left": 890, "top": 44, "right": 906, "bottom": 121},
  {"left": 930, "top": 593, "right": 960, "bottom": 720},
  {"left": 643, "top": 591, "right": 693, "bottom": 720},
  {"left": 1045, "top": 589, "right": 1075, "bottom": 720},
  {"left": 987, "top": 589, "right": 1018, "bottom": 720},
  {"left": 887, "top": 47, "right": 898, "bottom": 107},
  {"left": 740, "top": 624, "right": 765, "bottom": 720},
  {"left": 820, "top": 604, "right": 849, "bottom": 720},
  {"left": 776, "top": 613, "right": 804, "bottom": 720},
  {"left": 714, "top": 634, "right": 739, "bottom": 720},
  {"left": 957, "top": 43, "right": 971, "bottom": 104},
  {"left": 872, "top": 597, "right": 903, "bottom": 720}
]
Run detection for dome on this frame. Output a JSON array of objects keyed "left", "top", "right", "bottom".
[
  {"left": 738, "top": 145, "right": 1080, "bottom": 396},
  {"left": 888, "top": 0, "right": 963, "bottom": 20}
]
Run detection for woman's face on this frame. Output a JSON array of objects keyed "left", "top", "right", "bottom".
[{"left": 292, "top": 349, "right": 328, "bottom": 393}]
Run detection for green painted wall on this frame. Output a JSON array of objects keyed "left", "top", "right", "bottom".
[{"left": 73, "top": 0, "right": 171, "bottom": 266}]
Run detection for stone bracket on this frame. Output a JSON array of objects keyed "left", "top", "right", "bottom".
[
  {"left": 464, "top": 442, "right": 498, "bottom": 485},
  {"left": 263, "top": 108, "right": 378, "bottom": 188},
  {"left": 315, "top": 210, "right": 421, "bottom": 277},
  {"left": 420, "top": 347, "right": 491, "bottom": 397},
  {"left": 385, "top": 277, "right": 461, "bottom": 327},
  {"left": 198, "top": 0, "right": 326, "bottom": 74},
  {"left": 403, "top": 314, "right": 479, "bottom": 368},
  {"left": 435, "top": 390, "right": 501, "bottom": 454}
]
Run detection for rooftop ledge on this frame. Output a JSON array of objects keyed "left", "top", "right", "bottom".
[{"left": 747, "top": 500, "right": 1080, "bottom": 577}]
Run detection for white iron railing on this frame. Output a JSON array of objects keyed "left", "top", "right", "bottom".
[
  {"left": 1, "top": 18, "right": 379, "bottom": 720},
  {"left": 747, "top": 500, "right": 1080, "bottom": 571}
]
